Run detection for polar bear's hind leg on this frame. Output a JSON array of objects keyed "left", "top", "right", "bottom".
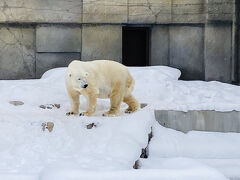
[
  {"left": 103, "top": 83, "right": 123, "bottom": 116},
  {"left": 123, "top": 95, "right": 140, "bottom": 113}
]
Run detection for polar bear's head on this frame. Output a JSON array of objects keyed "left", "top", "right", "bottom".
[{"left": 67, "top": 71, "right": 89, "bottom": 92}]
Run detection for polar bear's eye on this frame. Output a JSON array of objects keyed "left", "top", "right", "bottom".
[
  {"left": 69, "top": 74, "right": 72, "bottom": 77},
  {"left": 78, "top": 78, "right": 81, "bottom": 80}
]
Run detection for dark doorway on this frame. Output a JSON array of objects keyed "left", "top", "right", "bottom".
[{"left": 122, "top": 27, "right": 150, "bottom": 66}]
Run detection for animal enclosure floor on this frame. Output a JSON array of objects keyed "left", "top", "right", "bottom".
[{"left": 0, "top": 66, "right": 240, "bottom": 179}]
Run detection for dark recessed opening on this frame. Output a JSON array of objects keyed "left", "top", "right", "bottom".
[{"left": 122, "top": 27, "right": 150, "bottom": 66}]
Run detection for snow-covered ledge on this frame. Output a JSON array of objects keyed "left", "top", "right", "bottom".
[{"left": 155, "top": 110, "right": 240, "bottom": 133}]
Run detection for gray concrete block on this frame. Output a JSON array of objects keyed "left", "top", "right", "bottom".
[
  {"left": 155, "top": 110, "right": 240, "bottom": 133},
  {"left": 81, "top": 25, "right": 122, "bottom": 62},
  {"left": 0, "top": 26, "right": 35, "bottom": 80},
  {"left": 36, "top": 53, "right": 80, "bottom": 78},
  {"left": 205, "top": 24, "right": 232, "bottom": 83},
  {"left": 83, "top": 0, "right": 127, "bottom": 23},
  {"left": 169, "top": 26, "right": 204, "bottom": 80},
  {"left": 150, "top": 26, "right": 169, "bottom": 66},
  {"left": 207, "top": 0, "right": 234, "bottom": 21},
  {"left": 128, "top": 0, "right": 171, "bottom": 24},
  {"left": 36, "top": 25, "right": 81, "bottom": 53},
  {"left": 172, "top": 0, "right": 206, "bottom": 23},
  {"left": 0, "top": 0, "right": 82, "bottom": 23}
]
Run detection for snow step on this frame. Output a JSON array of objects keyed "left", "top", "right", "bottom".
[{"left": 155, "top": 110, "right": 240, "bottom": 133}]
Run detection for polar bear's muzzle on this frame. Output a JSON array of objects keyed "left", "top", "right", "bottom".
[
  {"left": 79, "top": 79, "right": 88, "bottom": 89},
  {"left": 83, "top": 84, "right": 88, "bottom": 88}
]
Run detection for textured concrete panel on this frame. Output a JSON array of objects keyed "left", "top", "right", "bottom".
[
  {"left": 155, "top": 110, "right": 240, "bottom": 133},
  {"left": 128, "top": 0, "right": 171, "bottom": 24},
  {"left": 172, "top": 0, "right": 206, "bottom": 23},
  {"left": 151, "top": 26, "right": 169, "bottom": 66},
  {"left": 81, "top": 25, "right": 122, "bottom": 62},
  {"left": 36, "top": 25, "right": 81, "bottom": 53},
  {"left": 36, "top": 53, "right": 80, "bottom": 78},
  {"left": 205, "top": 24, "right": 232, "bottom": 83},
  {"left": 0, "top": 0, "right": 82, "bottom": 23},
  {"left": 0, "top": 26, "right": 35, "bottom": 79},
  {"left": 170, "top": 26, "right": 204, "bottom": 80},
  {"left": 207, "top": 0, "right": 234, "bottom": 21},
  {"left": 83, "top": 0, "right": 127, "bottom": 23}
]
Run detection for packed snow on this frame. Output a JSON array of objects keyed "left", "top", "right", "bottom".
[
  {"left": 133, "top": 68, "right": 240, "bottom": 112},
  {"left": 0, "top": 65, "right": 240, "bottom": 180},
  {"left": 141, "top": 122, "right": 240, "bottom": 179}
]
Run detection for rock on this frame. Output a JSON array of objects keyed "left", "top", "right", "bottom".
[
  {"left": 41, "top": 123, "right": 46, "bottom": 131},
  {"left": 9, "top": 101, "right": 24, "bottom": 106},
  {"left": 140, "top": 148, "right": 147, "bottom": 158},
  {"left": 133, "top": 160, "right": 140, "bottom": 169},
  {"left": 42, "top": 122, "right": 54, "bottom": 132},
  {"left": 140, "top": 103, "right": 148, "bottom": 108},
  {"left": 86, "top": 123, "right": 97, "bottom": 129},
  {"left": 54, "top": 104, "right": 61, "bottom": 109},
  {"left": 39, "top": 105, "right": 46, "bottom": 109},
  {"left": 39, "top": 104, "right": 61, "bottom": 109}
]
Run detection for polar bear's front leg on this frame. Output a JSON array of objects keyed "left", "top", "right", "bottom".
[
  {"left": 79, "top": 93, "right": 96, "bottom": 116},
  {"left": 66, "top": 88, "right": 80, "bottom": 116}
]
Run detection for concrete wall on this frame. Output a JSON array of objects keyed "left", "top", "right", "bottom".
[
  {"left": 0, "top": 0, "right": 238, "bottom": 82},
  {"left": 155, "top": 110, "right": 240, "bottom": 133},
  {"left": 151, "top": 24, "right": 233, "bottom": 82}
]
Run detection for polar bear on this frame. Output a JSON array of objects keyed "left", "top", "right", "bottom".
[{"left": 65, "top": 60, "right": 140, "bottom": 116}]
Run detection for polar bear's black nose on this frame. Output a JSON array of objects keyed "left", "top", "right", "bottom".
[{"left": 83, "top": 84, "right": 88, "bottom": 88}]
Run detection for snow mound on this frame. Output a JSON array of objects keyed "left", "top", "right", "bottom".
[
  {"left": 149, "top": 123, "right": 240, "bottom": 159},
  {"left": 0, "top": 104, "right": 153, "bottom": 175},
  {"left": 1, "top": 65, "right": 240, "bottom": 179},
  {"left": 40, "top": 163, "right": 227, "bottom": 180},
  {"left": 142, "top": 122, "right": 240, "bottom": 179}
]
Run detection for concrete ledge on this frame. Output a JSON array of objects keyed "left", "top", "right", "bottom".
[{"left": 154, "top": 110, "right": 240, "bottom": 133}]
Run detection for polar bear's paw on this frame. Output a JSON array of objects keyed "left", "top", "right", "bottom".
[
  {"left": 79, "top": 112, "right": 85, "bottom": 116},
  {"left": 79, "top": 112, "right": 93, "bottom": 116},
  {"left": 102, "top": 111, "right": 119, "bottom": 117},
  {"left": 66, "top": 111, "right": 78, "bottom": 116},
  {"left": 125, "top": 108, "right": 138, "bottom": 114},
  {"left": 125, "top": 108, "right": 133, "bottom": 114}
]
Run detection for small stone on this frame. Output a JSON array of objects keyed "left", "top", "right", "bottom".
[
  {"left": 140, "top": 148, "right": 148, "bottom": 158},
  {"left": 54, "top": 104, "right": 60, "bottom": 109},
  {"left": 140, "top": 103, "right": 147, "bottom": 109},
  {"left": 133, "top": 160, "right": 140, "bottom": 169},
  {"left": 9, "top": 101, "right": 24, "bottom": 106},
  {"left": 46, "top": 106, "right": 53, "bottom": 109},
  {"left": 42, "top": 123, "right": 46, "bottom": 131},
  {"left": 42, "top": 122, "right": 54, "bottom": 132},
  {"left": 46, "top": 122, "right": 54, "bottom": 132},
  {"left": 39, "top": 105, "right": 46, "bottom": 109},
  {"left": 86, "top": 123, "right": 96, "bottom": 129},
  {"left": 39, "top": 104, "right": 60, "bottom": 109}
]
